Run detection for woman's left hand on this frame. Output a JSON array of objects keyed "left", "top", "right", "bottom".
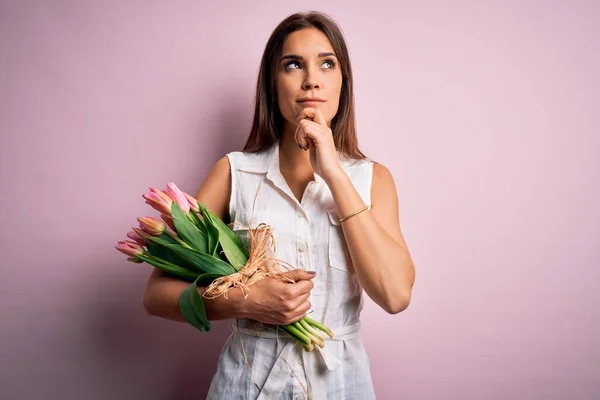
[{"left": 294, "top": 107, "right": 345, "bottom": 182}]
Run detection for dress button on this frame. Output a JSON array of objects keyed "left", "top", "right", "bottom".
[
  {"left": 298, "top": 243, "right": 307, "bottom": 252},
  {"left": 297, "top": 212, "right": 304, "bottom": 218}
]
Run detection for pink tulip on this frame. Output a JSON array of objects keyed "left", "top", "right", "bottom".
[
  {"left": 142, "top": 187, "right": 172, "bottom": 215},
  {"left": 161, "top": 213, "right": 177, "bottom": 232},
  {"left": 127, "top": 230, "right": 146, "bottom": 246},
  {"left": 184, "top": 192, "right": 200, "bottom": 213},
  {"left": 115, "top": 240, "right": 144, "bottom": 257},
  {"left": 165, "top": 182, "right": 190, "bottom": 214},
  {"left": 137, "top": 216, "right": 166, "bottom": 236},
  {"left": 131, "top": 227, "right": 153, "bottom": 242}
]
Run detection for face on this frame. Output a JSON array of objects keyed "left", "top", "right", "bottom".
[{"left": 275, "top": 28, "right": 343, "bottom": 128}]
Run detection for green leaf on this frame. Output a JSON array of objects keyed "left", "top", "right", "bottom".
[
  {"left": 179, "top": 275, "right": 211, "bottom": 332},
  {"left": 171, "top": 203, "right": 208, "bottom": 253},
  {"left": 145, "top": 233, "right": 195, "bottom": 270},
  {"left": 136, "top": 254, "right": 198, "bottom": 282},
  {"left": 187, "top": 211, "right": 218, "bottom": 256},
  {"left": 198, "top": 203, "right": 249, "bottom": 271},
  {"left": 163, "top": 243, "right": 236, "bottom": 276},
  {"left": 206, "top": 219, "right": 220, "bottom": 257},
  {"left": 188, "top": 211, "right": 207, "bottom": 233},
  {"left": 143, "top": 233, "right": 179, "bottom": 247},
  {"left": 196, "top": 272, "right": 223, "bottom": 287},
  {"left": 178, "top": 272, "right": 224, "bottom": 333}
]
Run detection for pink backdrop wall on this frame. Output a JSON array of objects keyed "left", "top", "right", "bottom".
[{"left": 1, "top": 1, "right": 598, "bottom": 399}]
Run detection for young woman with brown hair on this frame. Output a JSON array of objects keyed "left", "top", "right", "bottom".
[{"left": 142, "top": 11, "right": 415, "bottom": 399}]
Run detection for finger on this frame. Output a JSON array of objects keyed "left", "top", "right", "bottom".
[
  {"left": 296, "top": 107, "right": 315, "bottom": 122},
  {"left": 297, "top": 107, "right": 326, "bottom": 127},
  {"left": 311, "top": 108, "right": 327, "bottom": 126},
  {"left": 287, "top": 300, "right": 312, "bottom": 323},
  {"left": 296, "top": 108, "right": 321, "bottom": 151},
  {"left": 280, "top": 269, "right": 316, "bottom": 282},
  {"left": 292, "top": 279, "right": 314, "bottom": 296},
  {"left": 294, "top": 120, "right": 309, "bottom": 151},
  {"left": 296, "top": 119, "right": 320, "bottom": 151},
  {"left": 289, "top": 292, "right": 311, "bottom": 309}
]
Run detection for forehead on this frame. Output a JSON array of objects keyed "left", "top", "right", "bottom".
[{"left": 282, "top": 28, "right": 335, "bottom": 55}]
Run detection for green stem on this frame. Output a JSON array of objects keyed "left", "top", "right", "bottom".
[
  {"left": 294, "top": 321, "right": 323, "bottom": 348},
  {"left": 292, "top": 321, "right": 311, "bottom": 338},
  {"left": 279, "top": 325, "right": 315, "bottom": 352},
  {"left": 282, "top": 324, "right": 311, "bottom": 345},
  {"left": 164, "top": 230, "right": 192, "bottom": 249},
  {"left": 302, "top": 342, "right": 315, "bottom": 352},
  {"left": 304, "top": 316, "right": 334, "bottom": 339},
  {"left": 278, "top": 326, "right": 303, "bottom": 344},
  {"left": 299, "top": 319, "right": 325, "bottom": 347}
]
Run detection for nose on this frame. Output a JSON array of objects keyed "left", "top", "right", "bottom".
[
  {"left": 302, "top": 80, "right": 320, "bottom": 90},
  {"left": 302, "top": 68, "right": 320, "bottom": 90}
]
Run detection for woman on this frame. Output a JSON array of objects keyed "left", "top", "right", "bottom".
[{"left": 143, "top": 11, "right": 415, "bottom": 400}]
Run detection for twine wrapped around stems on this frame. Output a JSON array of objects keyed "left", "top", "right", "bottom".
[{"left": 202, "top": 222, "right": 296, "bottom": 300}]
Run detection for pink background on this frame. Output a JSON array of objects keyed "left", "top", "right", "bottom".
[{"left": 1, "top": 1, "right": 598, "bottom": 399}]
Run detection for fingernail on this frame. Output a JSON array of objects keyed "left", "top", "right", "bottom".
[{"left": 307, "top": 271, "right": 316, "bottom": 275}]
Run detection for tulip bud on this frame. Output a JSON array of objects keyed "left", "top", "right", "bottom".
[
  {"left": 127, "top": 230, "right": 146, "bottom": 246},
  {"left": 131, "top": 226, "right": 149, "bottom": 239},
  {"left": 150, "top": 186, "right": 173, "bottom": 203},
  {"left": 115, "top": 240, "right": 144, "bottom": 257},
  {"left": 137, "top": 216, "right": 166, "bottom": 236},
  {"left": 184, "top": 192, "right": 200, "bottom": 213},
  {"left": 165, "top": 182, "right": 190, "bottom": 214},
  {"left": 142, "top": 188, "right": 172, "bottom": 215},
  {"left": 161, "top": 213, "right": 177, "bottom": 232}
]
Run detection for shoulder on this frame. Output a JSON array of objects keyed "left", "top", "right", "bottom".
[
  {"left": 371, "top": 162, "right": 398, "bottom": 205},
  {"left": 226, "top": 147, "right": 272, "bottom": 173},
  {"left": 372, "top": 162, "right": 394, "bottom": 184},
  {"left": 193, "top": 155, "right": 232, "bottom": 223},
  {"left": 211, "top": 155, "right": 231, "bottom": 178},
  {"left": 342, "top": 157, "right": 394, "bottom": 186}
]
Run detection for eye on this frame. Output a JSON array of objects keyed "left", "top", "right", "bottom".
[
  {"left": 322, "top": 58, "right": 337, "bottom": 69},
  {"left": 284, "top": 61, "right": 301, "bottom": 70}
]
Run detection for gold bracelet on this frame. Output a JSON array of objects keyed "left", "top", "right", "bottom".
[{"left": 339, "top": 205, "right": 369, "bottom": 223}]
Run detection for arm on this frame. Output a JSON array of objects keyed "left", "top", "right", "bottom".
[
  {"left": 143, "top": 268, "right": 248, "bottom": 322},
  {"left": 327, "top": 162, "right": 415, "bottom": 314},
  {"left": 142, "top": 156, "right": 243, "bottom": 322}
]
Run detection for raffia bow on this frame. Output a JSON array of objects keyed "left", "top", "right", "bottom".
[{"left": 202, "top": 222, "right": 295, "bottom": 300}]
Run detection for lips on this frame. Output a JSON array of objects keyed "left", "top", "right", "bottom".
[
  {"left": 298, "top": 98, "right": 326, "bottom": 103},
  {"left": 297, "top": 98, "right": 326, "bottom": 107}
]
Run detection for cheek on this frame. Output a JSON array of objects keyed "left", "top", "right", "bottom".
[
  {"left": 326, "top": 100, "right": 340, "bottom": 119},
  {"left": 276, "top": 83, "right": 299, "bottom": 119},
  {"left": 327, "top": 84, "right": 342, "bottom": 114},
  {"left": 276, "top": 81, "right": 291, "bottom": 105}
]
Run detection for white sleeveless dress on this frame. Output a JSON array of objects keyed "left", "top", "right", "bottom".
[{"left": 206, "top": 141, "right": 377, "bottom": 400}]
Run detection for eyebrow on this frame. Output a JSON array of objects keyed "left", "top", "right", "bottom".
[{"left": 280, "top": 52, "right": 337, "bottom": 62}]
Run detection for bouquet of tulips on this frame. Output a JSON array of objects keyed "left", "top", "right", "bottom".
[{"left": 115, "top": 182, "right": 333, "bottom": 351}]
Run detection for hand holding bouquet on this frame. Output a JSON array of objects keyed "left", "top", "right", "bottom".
[{"left": 115, "top": 182, "right": 332, "bottom": 351}]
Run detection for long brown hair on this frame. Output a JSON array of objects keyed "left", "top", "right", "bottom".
[{"left": 242, "top": 11, "right": 368, "bottom": 160}]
